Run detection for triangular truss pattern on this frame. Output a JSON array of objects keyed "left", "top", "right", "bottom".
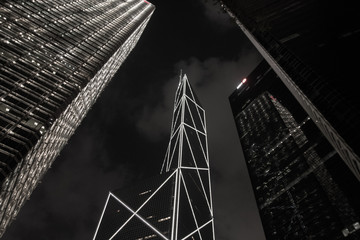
[
  {"left": 94, "top": 172, "right": 175, "bottom": 240},
  {"left": 94, "top": 73, "right": 215, "bottom": 240},
  {"left": 161, "top": 73, "right": 208, "bottom": 173}
]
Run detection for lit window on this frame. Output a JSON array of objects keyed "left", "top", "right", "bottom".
[
  {"left": 139, "top": 190, "right": 151, "bottom": 196},
  {"left": 157, "top": 216, "right": 171, "bottom": 222}
]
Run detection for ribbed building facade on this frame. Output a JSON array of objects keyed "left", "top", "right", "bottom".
[
  {"left": 0, "top": 0, "right": 155, "bottom": 236},
  {"left": 93, "top": 73, "right": 215, "bottom": 240},
  {"left": 219, "top": 0, "right": 360, "bottom": 181},
  {"left": 229, "top": 61, "right": 360, "bottom": 239}
]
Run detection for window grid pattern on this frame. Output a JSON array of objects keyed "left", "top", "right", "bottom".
[
  {"left": 0, "top": 0, "right": 155, "bottom": 236},
  {"left": 235, "top": 91, "right": 360, "bottom": 239}
]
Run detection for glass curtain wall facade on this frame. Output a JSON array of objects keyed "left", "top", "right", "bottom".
[
  {"left": 219, "top": 0, "right": 360, "bottom": 180},
  {"left": 0, "top": 0, "right": 155, "bottom": 236},
  {"left": 229, "top": 61, "right": 360, "bottom": 239},
  {"left": 93, "top": 73, "right": 215, "bottom": 240}
]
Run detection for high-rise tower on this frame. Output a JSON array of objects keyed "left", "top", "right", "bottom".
[
  {"left": 229, "top": 61, "right": 360, "bottom": 239},
  {"left": 219, "top": 0, "right": 360, "bottom": 180},
  {"left": 0, "top": 0, "right": 155, "bottom": 236},
  {"left": 93, "top": 73, "right": 216, "bottom": 240}
]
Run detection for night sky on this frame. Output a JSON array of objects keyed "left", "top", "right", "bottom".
[{"left": 4, "top": 1, "right": 266, "bottom": 239}]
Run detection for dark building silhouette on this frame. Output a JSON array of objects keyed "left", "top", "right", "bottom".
[
  {"left": 219, "top": 0, "right": 360, "bottom": 180},
  {"left": 229, "top": 60, "right": 360, "bottom": 239},
  {"left": 0, "top": 0, "right": 154, "bottom": 236},
  {"left": 93, "top": 73, "right": 215, "bottom": 240}
]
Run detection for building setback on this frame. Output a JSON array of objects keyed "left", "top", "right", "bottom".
[
  {"left": 229, "top": 60, "right": 360, "bottom": 239},
  {"left": 0, "top": 0, "right": 155, "bottom": 236},
  {"left": 219, "top": 0, "right": 360, "bottom": 180},
  {"left": 93, "top": 73, "right": 216, "bottom": 240}
]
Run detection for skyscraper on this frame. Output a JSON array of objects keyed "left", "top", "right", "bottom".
[
  {"left": 93, "top": 73, "right": 216, "bottom": 240},
  {"left": 229, "top": 60, "right": 360, "bottom": 239},
  {"left": 219, "top": 0, "right": 360, "bottom": 180},
  {"left": 0, "top": 0, "right": 155, "bottom": 236}
]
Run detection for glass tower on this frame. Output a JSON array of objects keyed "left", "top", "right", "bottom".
[
  {"left": 229, "top": 61, "right": 360, "bottom": 239},
  {"left": 0, "top": 0, "right": 155, "bottom": 236},
  {"left": 219, "top": 0, "right": 360, "bottom": 181},
  {"left": 93, "top": 73, "right": 216, "bottom": 240}
]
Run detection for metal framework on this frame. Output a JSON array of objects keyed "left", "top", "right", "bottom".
[
  {"left": 93, "top": 73, "right": 216, "bottom": 240},
  {"left": 0, "top": 0, "right": 155, "bottom": 237}
]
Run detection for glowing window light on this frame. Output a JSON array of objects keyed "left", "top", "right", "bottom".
[{"left": 236, "top": 78, "right": 247, "bottom": 89}]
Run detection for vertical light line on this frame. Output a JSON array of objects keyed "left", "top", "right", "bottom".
[
  {"left": 183, "top": 130, "right": 211, "bottom": 210},
  {"left": 203, "top": 109, "right": 214, "bottom": 213},
  {"left": 180, "top": 173, "right": 202, "bottom": 240},
  {"left": 171, "top": 169, "right": 181, "bottom": 240}
]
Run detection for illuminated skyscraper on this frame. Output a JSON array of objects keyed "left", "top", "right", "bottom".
[
  {"left": 229, "top": 61, "right": 360, "bottom": 239},
  {"left": 219, "top": 0, "right": 360, "bottom": 180},
  {"left": 93, "top": 73, "right": 215, "bottom": 240},
  {"left": 0, "top": 0, "right": 155, "bottom": 236}
]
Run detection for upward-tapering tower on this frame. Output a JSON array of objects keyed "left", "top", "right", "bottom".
[
  {"left": 161, "top": 73, "right": 215, "bottom": 240},
  {"left": 93, "top": 73, "right": 215, "bottom": 240},
  {"left": 0, "top": 0, "right": 155, "bottom": 236}
]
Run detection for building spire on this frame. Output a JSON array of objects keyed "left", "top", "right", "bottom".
[
  {"left": 94, "top": 73, "right": 215, "bottom": 240},
  {"left": 161, "top": 73, "right": 207, "bottom": 174}
]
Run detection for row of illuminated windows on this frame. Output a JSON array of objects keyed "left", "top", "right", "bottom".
[
  {"left": 2, "top": 33, "right": 134, "bottom": 110},
  {"left": 1, "top": 0, "right": 142, "bottom": 213},
  {"left": 0, "top": 103, "right": 80, "bottom": 231},
  {"left": 0, "top": 115, "right": 39, "bottom": 180},
  {"left": 0, "top": 0, "right": 142, "bottom": 71},
  {"left": 0, "top": 80, "right": 61, "bottom": 127},
  {"left": 0, "top": 57, "right": 75, "bottom": 102},
  {"left": 1, "top": 32, "right": 86, "bottom": 88},
  {"left": 0, "top": 0, "right": 151, "bottom": 139}
]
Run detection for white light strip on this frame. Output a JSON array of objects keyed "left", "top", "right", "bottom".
[
  {"left": 172, "top": 169, "right": 181, "bottom": 240},
  {"left": 180, "top": 219, "right": 213, "bottom": 240},
  {"left": 182, "top": 122, "right": 212, "bottom": 211},
  {"left": 184, "top": 99, "right": 205, "bottom": 135},
  {"left": 183, "top": 129, "right": 208, "bottom": 169},
  {"left": 109, "top": 193, "right": 168, "bottom": 240},
  {"left": 190, "top": 124, "right": 209, "bottom": 166},
  {"left": 160, "top": 144, "right": 170, "bottom": 174},
  {"left": 184, "top": 94, "right": 205, "bottom": 112},
  {"left": 182, "top": 122, "right": 205, "bottom": 136},
  {"left": 180, "top": 166, "right": 208, "bottom": 171},
  {"left": 236, "top": 78, "right": 247, "bottom": 89},
  {"left": 93, "top": 193, "right": 111, "bottom": 240},
  {"left": 108, "top": 171, "right": 176, "bottom": 240},
  {"left": 167, "top": 132, "right": 181, "bottom": 172},
  {"left": 180, "top": 172, "right": 202, "bottom": 240},
  {"left": 195, "top": 168, "right": 212, "bottom": 212},
  {"left": 185, "top": 96, "right": 206, "bottom": 131},
  {"left": 172, "top": 105, "right": 182, "bottom": 133},
  {"left": 183, "top": 131, "right": 199, "bottom": 168},
  {"left": 207, "top": 167, "right": 214, "bottom": 214}
]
